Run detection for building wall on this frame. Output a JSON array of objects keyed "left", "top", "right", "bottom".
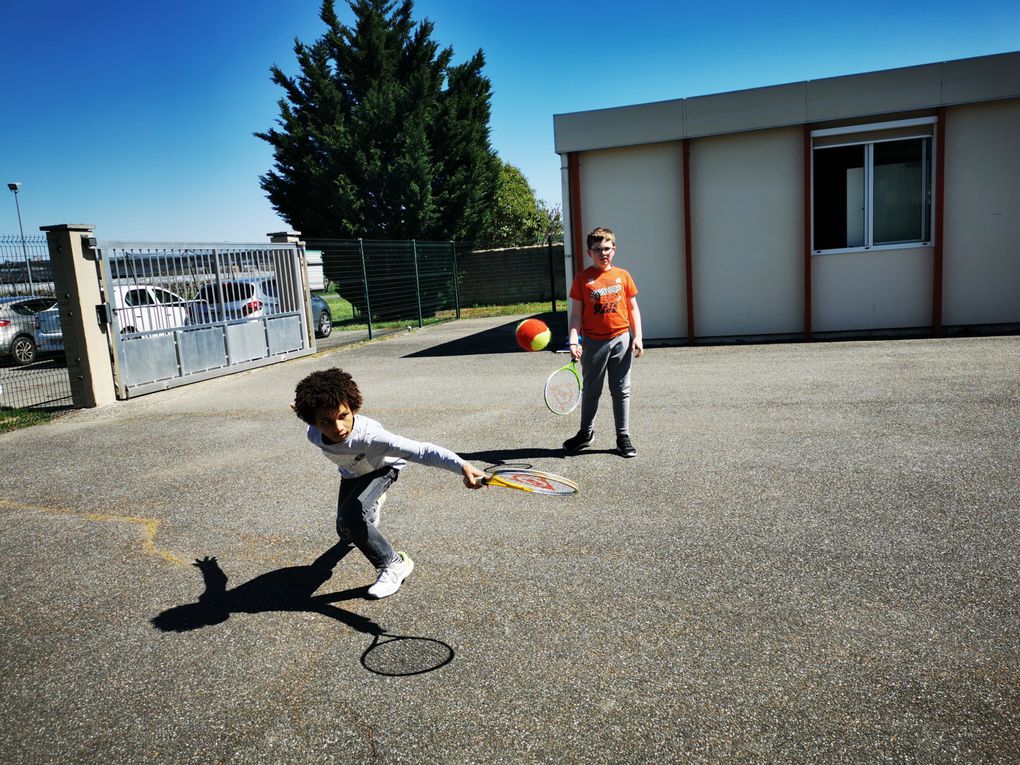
[
  {"left": 577, "top": 143, "right": 686, "bottom": 340},
  {"left": 942, "top": 99, "right": 1020, "bottom": 326},
  {"left": 557, "top": 53, "right": 1020, "bottom": 341},
  {"left": 812, "top": 247, "right": 933, "bottom": 332},
  {"left": 690, "top": 128, "right": 804, "bottom": 337}
]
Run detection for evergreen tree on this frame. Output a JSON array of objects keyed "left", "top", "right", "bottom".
[{"left": 257, "top": 0, "right": 499, "bottom": 240}]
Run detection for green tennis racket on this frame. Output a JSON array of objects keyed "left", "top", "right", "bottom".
[{"left": 544, "top": 360, "right": 582, "bottom": 415}]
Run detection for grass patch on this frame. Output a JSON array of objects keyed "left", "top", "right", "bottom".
[
  {"left": 314, "top": 293, "right": 566, "bottom": 331},
  {"left": 0, "top": 407, "right": 54, "bottom": 434}
]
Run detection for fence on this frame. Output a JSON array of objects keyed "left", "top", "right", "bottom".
[
  {"left": 306, "top": 238, "right": 566, "bottom": 340},
  {"left": 0, "top": 234, "right": 72, "bottom": 410},
  {"left": 1, "top": 232, "right": 568, "bottom": 411}
]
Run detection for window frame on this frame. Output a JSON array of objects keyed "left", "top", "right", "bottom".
[{"left": 811, "top": 116, "right": 937, "bottom": 256}]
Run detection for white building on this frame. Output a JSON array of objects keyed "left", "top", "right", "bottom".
[{"left": 554, "top": 51, "right": 1020, "bottom": 342}]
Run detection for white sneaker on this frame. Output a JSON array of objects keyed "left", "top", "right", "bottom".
[{"left": 367, "top": 551, "right": 414, "bottom": 599}]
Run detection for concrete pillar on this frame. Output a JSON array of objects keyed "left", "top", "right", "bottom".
[
  {"left": 267, "top": 230, "right": 314, "bottom": 346},
  {"left": 40, "top": 224, "right": 116, "bottom": 407}
]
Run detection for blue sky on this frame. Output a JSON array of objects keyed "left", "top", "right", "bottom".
[{"left": 2, "top": 0, "right": 1018, "bottom": 242}]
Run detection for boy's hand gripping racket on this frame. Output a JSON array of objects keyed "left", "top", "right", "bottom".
[
  {"left": 481, "top": 466, "right": 579, "bottom": 496},
  {"left": 544, "top": 360, "right": 581, "bottom": 415}
]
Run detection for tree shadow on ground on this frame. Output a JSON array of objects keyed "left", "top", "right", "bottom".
[
  {"left": 458, "top": 447, "right": 618, "bottom": 465},
  {"left": 405, "top": 311, "right": 567, "bottom": 357}
]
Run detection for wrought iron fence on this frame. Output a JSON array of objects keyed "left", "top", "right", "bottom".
[{"left": 0, "top": 234, "right": 72, "bottom": 410}]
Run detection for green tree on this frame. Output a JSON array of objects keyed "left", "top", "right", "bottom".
[
  {"left": 478, "top": 160, "right": 546, "bottom": 247},
  {"left": 256, "top": 0, "right": 499, "bottom": 241},
  {"left": 539, "top": 200, "right": 563, "bottom": 243}
]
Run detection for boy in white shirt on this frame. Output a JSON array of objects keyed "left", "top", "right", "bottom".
[{"left": 293, "top": 368, "right": 486, "bottom": 598}]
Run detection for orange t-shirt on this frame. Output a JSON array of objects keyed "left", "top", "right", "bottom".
[{"left": 569, "top": 265, "right": 639, "bottom": 341}]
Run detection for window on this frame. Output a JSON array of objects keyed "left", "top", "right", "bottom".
[
  {"left": 152, "top": 288, "right": 183, "bottom": 305},
  {"left": 124, "top": 288, "right": 155, "bottom": 306},
  {"left": 812, "top": 118, "right": 935, "bottom": 253}
]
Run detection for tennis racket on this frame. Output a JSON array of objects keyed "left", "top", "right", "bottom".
[
  {"left": 544, "top": 360, "right": 582, "bottom": 415},
  {"left": 481, "top": 466, "right": 579, "bottom": 496}
]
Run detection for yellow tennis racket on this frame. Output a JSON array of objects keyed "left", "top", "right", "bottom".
[{"left": 481, "top": 466, "right": 579, "bottom": 496}]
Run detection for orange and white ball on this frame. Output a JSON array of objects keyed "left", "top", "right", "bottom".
[{"left": 515, "top": 319, "right": 551, "bottom": 352}]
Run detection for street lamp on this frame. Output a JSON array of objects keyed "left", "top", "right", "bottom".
[{"left": 7, "top": 181, "right": 34, "bottom": 294}]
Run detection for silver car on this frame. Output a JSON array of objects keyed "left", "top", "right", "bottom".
[
  {"left": 188, "top": 277, "right": 283, "bottom": 325},
  {"left": 0, "top": 295, "right": 57, "bottom": 365}
]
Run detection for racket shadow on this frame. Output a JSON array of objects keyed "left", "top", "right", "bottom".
[{"left": 150, "top": 543, "right": 457, "bottom": 675}]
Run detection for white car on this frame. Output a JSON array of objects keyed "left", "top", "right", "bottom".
[
  {"left": 188, "top": 277, "right": 283, "bottom": 325},
  {"left": 34, "top": 285, "right": 190, "bottom": 353},
  {"left": 110, "top": 284, "right": 190, "bottom": 334}
]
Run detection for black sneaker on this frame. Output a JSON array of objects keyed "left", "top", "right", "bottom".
[
  {"left": 617, "top": 434, "right": 636, "bottom": 458},
  {"left": 563, "top": 429, "right": 594, "bottom": 452}
]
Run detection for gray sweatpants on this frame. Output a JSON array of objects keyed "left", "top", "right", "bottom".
[{"left": 579, "top": 332, "right": 632, "bottom": 436}]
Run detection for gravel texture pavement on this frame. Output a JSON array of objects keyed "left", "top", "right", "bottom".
[{"left": 1, "top": 316, "right": 1017, "bottom": 764}]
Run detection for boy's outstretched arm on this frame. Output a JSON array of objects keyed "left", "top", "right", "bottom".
[
  {"left": 629, "top": 296, "right": 644, "bottom": 357},
  {"left": 462, "top": 462, "right": 487, "bottom": 489}
]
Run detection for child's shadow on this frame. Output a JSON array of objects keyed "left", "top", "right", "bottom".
[{"left": 151, "top": 542, "right": 379, "bottom": 638}]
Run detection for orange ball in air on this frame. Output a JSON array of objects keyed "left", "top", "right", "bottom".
[{"left": 515, "top": 319, "right": 551, "bottom": 352}]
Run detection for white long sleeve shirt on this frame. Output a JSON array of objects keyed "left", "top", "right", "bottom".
[{"left": 306, "top": 414, "right": 466, "bottom": 479}]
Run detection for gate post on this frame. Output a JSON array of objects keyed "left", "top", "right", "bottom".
[
  {"left": 268, "top": 230, "right": 312, "bottom": 346},
  {"left": 40, "top": 224, "right": 116, "bottom": 407}
]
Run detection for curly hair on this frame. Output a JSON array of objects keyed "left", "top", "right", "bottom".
[{"left": 292, "top": 368, "right": 364, "bottom": 423}]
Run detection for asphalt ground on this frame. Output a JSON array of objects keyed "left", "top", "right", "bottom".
[{"left": 1, "top": 315, "right": 1017, "bottom": 765}]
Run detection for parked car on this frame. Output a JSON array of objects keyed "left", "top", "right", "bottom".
[
  {"left": 189, "top": 277, "right": 333, "bottom": 338},
  {"left": 188, "top": 277, "right": 282, "bottom": 326},
  {"left": 311, "top": 293, "right": 332, "bottom": 339},
  {"left": 33, "top": 284, "right": 190, "bottom": 354},
  {"left": 1, "top": 295, "right": 57, "bottom": 365},
  {"left": 111, "top": 284, "right": 190, "bottom": 333},
  {"left": 34, "top": 305, "right": 63, "bottom": 354}
]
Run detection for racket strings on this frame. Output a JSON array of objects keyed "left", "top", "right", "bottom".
[
  {"left": 545, "top": 369, "right": 581, "bottom": 415},
  {"left": 488, "top": 468, "right": 579, "bottom": 496}
]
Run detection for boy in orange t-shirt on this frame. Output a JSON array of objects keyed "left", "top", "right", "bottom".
[{"left": 564, "top": 226, "right": 643, "bottom": 457}]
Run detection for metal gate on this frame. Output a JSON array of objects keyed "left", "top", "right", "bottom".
[{"left": 92, "top": 240, "right": 314, "bottom": 398}]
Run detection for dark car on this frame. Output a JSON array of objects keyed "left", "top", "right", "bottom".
[{"left": 311, "top": 293, "right": 332, "bottom": 339}]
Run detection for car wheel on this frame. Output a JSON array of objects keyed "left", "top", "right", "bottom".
[
  {"left": 11, "top": 334, "right": 37, "bottom": 365},
  {"left": 316, "top": 309, "right": 332, "bottom": 338}
]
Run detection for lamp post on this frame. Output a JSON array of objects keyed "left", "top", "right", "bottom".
[{"left": 7, "top": 182, "right": 34, "bottom": 294}]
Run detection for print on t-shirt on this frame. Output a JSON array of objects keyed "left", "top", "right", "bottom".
[{"left": 590, "top": 277, "right": 624, "bottom": 316}]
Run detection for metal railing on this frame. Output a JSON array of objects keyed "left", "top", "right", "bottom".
[
  {"left": 0, "top": 234, "right": 71, "bottom": 410},
  {"left": 306, "top": 238, "right": 566, "bottom": 342},
  {"left": 90, "top": 240, "right": 312, "bottom": 398},
  {"left": 1, "top": 231, "right": 567, "bottom": 411}
]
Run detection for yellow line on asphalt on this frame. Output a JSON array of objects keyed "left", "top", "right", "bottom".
[{"left": 0, "top": 499, "right": 187, "bottom": 566}]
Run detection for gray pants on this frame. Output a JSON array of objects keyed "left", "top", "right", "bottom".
[
  {"left": 337, "top": 466, "right": 399, "bottom": 569},
  {"left": 579, "top": 332, "right": 632, "bottom": 436}
]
